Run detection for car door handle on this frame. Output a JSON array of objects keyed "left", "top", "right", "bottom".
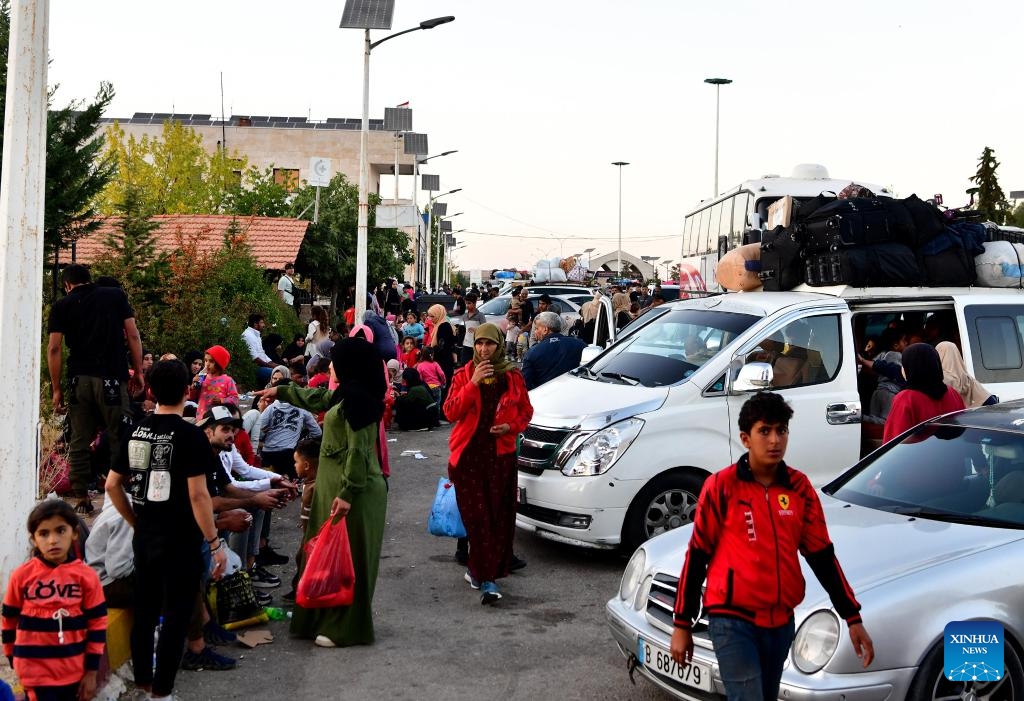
[{"left": 826, "top": 402, "right": 861, "bottom": 425}]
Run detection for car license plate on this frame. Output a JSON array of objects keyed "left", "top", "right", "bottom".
[
  {"left": 517, "top": 487, "right": 527, "bottom": 505},
  {"left": 636, "top": 636, "right": 711, "bottom": 692}
]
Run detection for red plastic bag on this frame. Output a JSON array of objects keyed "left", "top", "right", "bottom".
[{"left": 297, "top": 516, "right": 356, "bottom": 608}]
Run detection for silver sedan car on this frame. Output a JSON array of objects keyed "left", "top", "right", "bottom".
[{"left": 607, "top": 402, "right": 1024, "bottom": 700}]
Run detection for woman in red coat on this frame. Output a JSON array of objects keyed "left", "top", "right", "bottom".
[
  {"left": 444, "top": 323, "right": 533, "bottom": 604},
  {"left": 883, "top": 343, "right": 965, "bottom": 443}
]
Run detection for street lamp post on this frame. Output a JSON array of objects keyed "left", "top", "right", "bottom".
[
  {"left": 436, "top": 212, "right": 462, "bottom": 287},
  {"left": 343, "top": 9, "right": 454, "bottom": 321},
  {"left": 704, "top": 77, "right": 732, "bottom": 198},
  {"left": 424, "top": 180, "right": 459, "bottom": 290},
  {"left": 612, "top": 162, "right": 629, "bottom": 278}
]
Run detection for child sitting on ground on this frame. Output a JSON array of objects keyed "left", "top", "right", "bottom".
[
  {"left": 3, "top": 500, "right": 106, "bottom": 701},
  {"left": 400, "top": 336, "right": 420, "bottom": 369}
]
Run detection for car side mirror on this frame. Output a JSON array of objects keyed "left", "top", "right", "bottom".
[
  {"left": 580, "top": 345, "right": 602, "bottom": 365},
  {"left": 732, "top": 361, "right": 773, "bottom": 393}
]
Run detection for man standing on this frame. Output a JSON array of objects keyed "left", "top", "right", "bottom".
[
  {"left": 671, "top": 392, "right": 873, "bottom": 700},
  {"left": 384, "top": 279, "right": 402, "bottom": 317},
  {"left": 48, "top": 264, "right": 144, "bottom": 514},
  {"left": 242, "top": 313, "right": 276, "bottom": 386},
  {"left": 521, "top": 311, "right": 587, "bottom": 390},
  {"left": 459, "top": 293, "right": 487, "bottom": 366},
  {"left": 105, "top": 360, "right": 228, "bottom": 701},
  {"left": 278, "top": 263, "right": 296, "bottom": 310}
]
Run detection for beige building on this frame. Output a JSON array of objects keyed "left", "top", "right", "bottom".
[{"left": 102, "top": 112, "right": 427, "bottom": 283}]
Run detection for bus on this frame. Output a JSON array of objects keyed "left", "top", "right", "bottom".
[{"left": 680, "top": 164, "right": 891, "bottom": 291}]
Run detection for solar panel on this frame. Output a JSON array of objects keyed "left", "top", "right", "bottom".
[
  {"left": 339, "top": 0, "right": 395, "bottom": 29},
  {"left": 192, "top": 114, "right": 211, "bottom": 120},
  {"left": 383, "top": 107, "right": 412, "bottom": 132},
  {"left": 440, "top": 220, "right": 452, "bottom": 232},
  {"left": 420, "top": 174, "right": 439, "bottom": 191},
  {"left": 432, "top": 202, "right": 447, "bottom": 216},
  {"left": 404, "top": 132, "right": 428, "bottom": 155},
  {"left": 152, "top": 112, "right": 172, "bottom": 119},
  {"left": 132, "top": 112, "right": 153, "bottom": 120},
  {"left": 288, "top": 117, "right": 307, "bottom": 123}
]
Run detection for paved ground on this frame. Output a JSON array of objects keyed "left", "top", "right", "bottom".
[{"left": 174, "top": 423, "right": 667, "bottom": 701}]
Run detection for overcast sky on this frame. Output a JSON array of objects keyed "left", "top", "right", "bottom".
[{"left": 48, "top": 0, "right": 1024, "bottom": 273}]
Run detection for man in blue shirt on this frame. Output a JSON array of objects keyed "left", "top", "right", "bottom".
[{"left": 522, "top": 311, "right": 587, "bottom": 390}]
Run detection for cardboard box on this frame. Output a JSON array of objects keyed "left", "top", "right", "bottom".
[{"left": 768, "top": 196, "right": 794, "bottom": 229}]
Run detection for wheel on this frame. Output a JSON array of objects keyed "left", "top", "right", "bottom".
[
  {"left": 908, "top": 636, "right": 1024, "bottom": 701},
  {"left": 621, "top": 471, "right": 705, "bottom": 552}
]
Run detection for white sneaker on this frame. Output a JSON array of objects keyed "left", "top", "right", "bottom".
[{"left": 314, "top": 635, "right": 337, "bottom": 648}]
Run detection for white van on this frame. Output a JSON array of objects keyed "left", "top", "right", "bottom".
[{"left": 516, "top": 285, "right": 1024, "bottom": 551}]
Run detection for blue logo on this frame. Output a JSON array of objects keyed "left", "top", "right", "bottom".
[{"left": 943, "top": 621, "right": 1003, "bottom": 682}]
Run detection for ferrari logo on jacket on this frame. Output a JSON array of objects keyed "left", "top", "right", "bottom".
[{"left": 777, "top": 494, "right": 790, "bottom": 509}]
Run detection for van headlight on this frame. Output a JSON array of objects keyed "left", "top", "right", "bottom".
[
  {"left": 619, "top": 548, "right": 646, "bottom": 602},
  {"left": 560, "top": 418, "right": 644, "bottom": 476},
  {"left": 792, "top": 611, "right": 840, "bottom": 674}
]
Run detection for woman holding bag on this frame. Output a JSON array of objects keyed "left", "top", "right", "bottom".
[
  {"left": 444, "top": 323, "right": 533, "bottom": 604},
  {"left": 255, "top": 336, "right": 387, "bottom": 647}
]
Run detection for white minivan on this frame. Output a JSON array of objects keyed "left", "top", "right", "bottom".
[{"left": 516, "top": 285, "right": 1024, "bottom": 551}]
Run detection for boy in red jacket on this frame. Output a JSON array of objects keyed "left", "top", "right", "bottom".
[{"left": 670, "top": 392, "right": 874, "bottom": 700}]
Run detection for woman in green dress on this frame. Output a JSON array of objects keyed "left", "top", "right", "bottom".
[{"left": 255, "top": 336, "right": 387, "bottom": 647}]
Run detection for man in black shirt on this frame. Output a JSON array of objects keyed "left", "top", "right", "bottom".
[
  {"left": 105, "top": 360, "right": 227, "bottom": 700},
  {"left": 48, "top": 265, "right": 144, "bottom": 513}
]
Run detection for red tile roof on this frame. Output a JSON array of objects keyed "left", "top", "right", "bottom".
[{"left": 67, "top": 215, "right": 310, "bottom": 270}]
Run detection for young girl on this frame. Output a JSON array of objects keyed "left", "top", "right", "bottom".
[
  {"left": 505, "top": 307, "right": 522, "bottom": 362},
  {"left": 400, "top": 336, "right": 419, "bottom": 369},
  {"left": 193, "top": 345, "right": 239, "bottom": 418},
  {"left": 415, "top": 347, "right": 447, "bottom": 406},
  {"left": 402, "top": 311, "right": 425, "bottom": 344},
  {"left": 2, "top": 500, "right": 107, "bottom": 701}
]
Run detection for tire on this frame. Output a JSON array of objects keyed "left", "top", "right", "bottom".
[
  {"left": 908, "top": 636, "right": 1024, "bottom": 701},
  {"left": 621, "top": 471, "right": 706, "bottom": 553}
]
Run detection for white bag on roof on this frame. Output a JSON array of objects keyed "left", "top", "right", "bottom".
[
  {"left": 975, "top": 241, "right": 1024, "bottom": 288},
  {"left": 533, "top": 258, "right": 567, "bottom": 283}
]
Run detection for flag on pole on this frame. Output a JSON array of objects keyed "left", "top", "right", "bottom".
[{"left": 396, "top": 101, "right": 410, "bottom": 108}]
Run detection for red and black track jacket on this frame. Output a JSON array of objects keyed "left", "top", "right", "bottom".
[
  {"left": 2, "top": 553, "right": 107, "bottom": 688},
  {"left": 673, "top": 454, "right": 862, "bottom": 630}
]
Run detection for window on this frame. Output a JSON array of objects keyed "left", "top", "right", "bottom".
[
  {"left": 707, "top": 203, "right": 722, "bottom": 253},
  {"left": 964, "top": 305, "right": 1024, "bottom": 383},
  {"left": 742, "top": 314, "right": 842, "bottom": 390},
  {"left": 732, "top": 193, "right": 749, "bottom": 240},
  {"left": 683, "top": 216, "right": 695, "bottom": 256},
  {"left": 700, "top": 207, "right": 713, "bottom": 253},
  {"left": 273, "top": 168, "right": 300, "bottom": 193}
]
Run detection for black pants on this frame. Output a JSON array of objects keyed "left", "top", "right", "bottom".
[
  {"left": 262, "top": 448, "right": 297, "bottom": 480},
  {"left": 131, "top": 537, "right": 203, "bottom": 697},
  {"left": 26, "top": 684, "right": 79, "bottom": 701}
]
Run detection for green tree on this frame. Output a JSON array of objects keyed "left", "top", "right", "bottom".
[
  {"left": 96, "top": 120, "right": 246, "bottom": 216},
  {"left": 225, "top": 166, "right": 291, "bottom": 217},
  {"left": 969, "top": 146, "right": 1010, "bottom": 224},
  {"left": 1, "top": 1, "right": 115, "bottom": 291},
  {"left": 290, "top": 173, "right": 413, "bottom": 312},
  {"left": 1009, "top": 202, "right": 1024, "bottom": 229}
]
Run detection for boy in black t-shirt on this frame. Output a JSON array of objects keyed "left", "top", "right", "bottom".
[{"left": 105, "top": 360, "right": 227, "bottom": 700}]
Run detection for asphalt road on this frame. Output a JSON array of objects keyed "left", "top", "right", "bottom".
[{"left": 174, "top": 423, "right": 667, "bottom": 701}]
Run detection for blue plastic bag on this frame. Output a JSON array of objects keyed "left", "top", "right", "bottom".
[{"left": 428, "top": 477, "right": 467, "bottom": 538}]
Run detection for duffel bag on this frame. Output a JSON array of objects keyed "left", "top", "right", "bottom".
[
  {"left": 759, "top": 226, "right": 805, "bottom": 291},
  {"left": 901, "top": 194, "right": 946, "bottom": 248},
  {"left": 975, "top": 241, "right": 1024, "bottom": 288},
  {"left": 920, "top": 246, "right": 976, "bottom": 287},
  {"left": 805, "top": 243, "right": 924, "bottom": 287}
]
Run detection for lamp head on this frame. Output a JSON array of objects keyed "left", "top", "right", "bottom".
[
  {"left": 611, "top": 161, "right": 629, "bottom": 167},
  {"left": 420, "top": 16, "right": 455, "bottom": 29},
  {"left": 704, "top": 77, "right": 733, "bottom": 85}
]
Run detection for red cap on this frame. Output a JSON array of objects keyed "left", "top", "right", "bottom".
[{"left": 206, "top": 345, "right": 230, "bottom": 372}]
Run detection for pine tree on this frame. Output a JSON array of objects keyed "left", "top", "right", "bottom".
[{"left": 969, "top": 146, "right": 1010, "bottom": 224}]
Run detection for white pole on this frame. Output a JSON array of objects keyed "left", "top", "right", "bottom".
[
  {"left": 617, "top": 166, "right": 623, "bottom": 276},
  {"left": 393, "top": 133, "right": 400, "bottom": 203},
  {"left": 435, "top": 228, "right": 443, "bottom": 290},
  {"left": 313, "top": 185, "right": 321, "bottom": 224},
  {"left": 355, "top": 28, "right": 370, "bottom": 321},
  {"left": 424, "top": 190, "right": 434, "bottom": 292},
  {"left": 713, "top": 84, "right": 720, "bottom": 198},
  {"left": 0, "top": 0, "right": 48, "bottom": 594},
  {"left": 411, "top": 160, "right": 420, "bottom": 287}
]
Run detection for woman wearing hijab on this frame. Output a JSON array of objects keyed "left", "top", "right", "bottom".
[
  {"left": 256, "top": 337, "right": 388, "bottom": 647},
  {"left": 395, "top": 368, "right": 438, "bottom": 430},
  {"left": 883, "top": 343, "right": 965, "bottom": 443},
  {"left": 262, "top": 333, "right": 284, "bottom": 366},
  {"left": 444, "top": 323, "right": 533, "bottom": 604},
  {"left": 936, "top": 341, "right": 998, "bottom": 408},
  {"left": 580, "top": 291, "right": 602, "bottom": 343},
  {"left": 612, "top": 291, "right": 632, "bottom": 330},
  {"left": 427, "top": 304, "right": 458, "bottom": 417}
]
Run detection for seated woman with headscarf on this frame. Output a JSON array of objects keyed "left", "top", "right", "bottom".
[
  {"left": 883, "top": 343, "right": 965, "bottom": 443},
  {"left": 395, "top": 368, "right": 438, "bottom": 431},
  {"left": 255, "top": 336, "right": 387, "bottom": 648}
]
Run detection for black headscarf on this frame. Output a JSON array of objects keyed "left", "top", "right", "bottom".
[
  {"left": 402, "top": 367, "right": 425, "bottom": 388},
  {"left": 330, "top": 337, "right": 386, "bottom": 430},
  {"left": 901, "top": 343, "right": 948, "bottom": 401},
  {"left": 262, "top": 333, "right": 284, "bottom": 364}
]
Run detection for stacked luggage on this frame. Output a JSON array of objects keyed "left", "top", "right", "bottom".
[{"left": 750, "top": 190, "right": 1003, "bottom": 291}]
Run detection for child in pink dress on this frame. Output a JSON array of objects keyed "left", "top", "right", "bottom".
[
  {"left": 415, "top": 347, "right": 447, "bottom": 406},
  {"left": 194, "top": 345, "right": 239, "bottom": 418}
]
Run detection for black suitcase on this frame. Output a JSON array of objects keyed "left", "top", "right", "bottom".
[
  {"left": 805, "top": 243, "right": 924, "bottom": 287},
  {"left": 801, "top": 198, "right": 892, "bottom": 252},
  {"left": 901, "top": 194, "right": 946, "bottom": 248},
  {"left": 919, "top": 247, "right": 976, "bottom": 286},
  {"left": 758, "top": 226, "right": 805, "bottom": 291}
]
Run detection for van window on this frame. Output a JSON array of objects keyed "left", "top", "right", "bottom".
[
  {"left": 742, "top": 315, "right": 842, "bottom": 389},
  {"left": 963, "top": 305, "right": 1024, "bottom": 382},
  {"left": 587, "top": 309, "right": 758, "bottom": 387}
]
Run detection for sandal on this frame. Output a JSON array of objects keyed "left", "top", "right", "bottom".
[{"left": 73, "top": 499, "right": 95, "bottom": 515}]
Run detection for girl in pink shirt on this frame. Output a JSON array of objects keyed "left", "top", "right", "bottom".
[
  {"left": 194, "top": 344, "right": 239, "bottom": 418},
  {"left": 416, "top": 347, "right": 447, "bottom": 405}
]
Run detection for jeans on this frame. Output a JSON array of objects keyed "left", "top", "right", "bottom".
[{"left": 708, "top": 616, "right": 795, "bottom": 701}]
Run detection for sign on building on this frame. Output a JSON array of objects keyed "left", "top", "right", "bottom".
[{"left": 308, "top": 157, "right": 332, "bottom": 187}]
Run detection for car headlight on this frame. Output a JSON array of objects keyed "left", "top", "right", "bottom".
[
  {"left": 792, "top": 610, "right": 840, "bottom": 674},
  {"left": 619, "top": 548, "right": 646, "bottom": 602},
  {"left": 634, "top": 574, "right": 652, "bottom": 610},
  {"left": 560, "top": 418, "right": 644, "bottom": 476}
]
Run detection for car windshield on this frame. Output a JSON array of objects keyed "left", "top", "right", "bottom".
[
  {"left": 478, "top": 297, "right": 511, "bottom": 316},
  {"left": 582, "top": 309, "right": 758, "bottom": 387},
  {"left": 828, "top": 425, "right": 1024, "bottom": 528}
]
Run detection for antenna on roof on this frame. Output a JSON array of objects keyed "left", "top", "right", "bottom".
[{"left": 220, "top": 72, "right": 227, "bottom": 155}]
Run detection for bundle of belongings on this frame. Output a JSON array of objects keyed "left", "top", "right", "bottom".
[{"left": 716, "top": 182, "right": 1024, "bottom": 291}]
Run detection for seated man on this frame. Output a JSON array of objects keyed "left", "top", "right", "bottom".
[{"left": 522, "top": 311, "right": 587, "bottom": 390}]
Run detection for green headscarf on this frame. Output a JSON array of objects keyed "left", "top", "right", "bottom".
[{"left": 472, "top": 322, "right": 514, "bottom": 376}]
